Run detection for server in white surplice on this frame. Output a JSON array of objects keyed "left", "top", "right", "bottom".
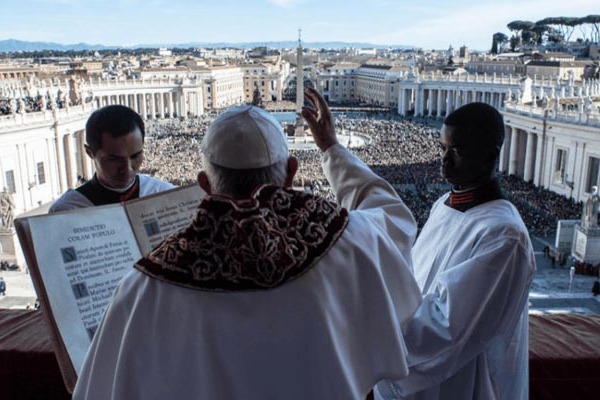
[{"left": 377, "top": 102, "right": 536, "bottom": 400}]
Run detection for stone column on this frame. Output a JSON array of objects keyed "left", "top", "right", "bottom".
[
  {"left": 188, "top": 92, "right": 196, "bottom": 117},
  {"left": 183, "top": 91, "right": 190, "bottom": 116},
  {"left": 159, "top": 93, "right": 165, "bottom": 119},
  {"left": 198, "top": 90, "right": 204, "bottom": 115},
  {"left": 149, "top": 93, "right": 156, "bottom": 119},
  {"left": 428, "top": 89, "right": 434, "bottom": 117},
  {"left": 168, "top": 93, "right": 174, "bottom": 118},
  {"left": 398, "top": 89, "right": 405, "bottom": 115},
  {"left": 276, "top": 77, "right": 282, "bottom": 101},
  {"left": 175, "top": 92, "right": 182, "bottom": 117},
  {"left": 76, "top": 130, "right": 89, "bottom": 180},
  {"left": 45, "top": 138, "right": 59, "bottom": 197},
  {"left": 16, "top": 144, "right": 29, "bottom": 210},
  {"left": 437, "top": 90, "right": 443, "bottom": 117},
  {"left": 523, "top": 131, "right": 536, "bottom": 182},
  {"left": 63, "top": 132, "right": 76, "bottom": 188},
  {"left": 53, "top": 129, "right": 67, "bottom": 193},
  {"left": 211, "top": 81, "right": 217, "bottom": 109},
  {"left": 141, "top": 93, "right": 147, "bottom": 119},
  {"left": 417, "top": 88, "right": 425, "bottom": 116},
  {"left": 534, "top": 132, "right": 544, "bottom": 185},
  {"left": 454, "top": 89, "right": 461, "bottom": 109},
  {"left": 508, "top": 126, "right": 519, "bottom": 176},
  {"left": 133, "top": 93, "right": 139, "bottom": 114}
]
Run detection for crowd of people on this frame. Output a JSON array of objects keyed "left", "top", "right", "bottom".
[
  {"left": 143, "top": 116, "right": 210, "bottom": 186},
  {"left": 142, "top": 112, "right": 582, "bottom": 237}
]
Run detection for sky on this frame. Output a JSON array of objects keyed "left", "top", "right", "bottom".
[{"left": 2, "top": 0, "right": 598, "bottom": 50}]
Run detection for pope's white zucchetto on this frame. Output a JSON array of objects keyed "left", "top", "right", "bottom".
[{"left": 202, "top": 106, "right": 288, "bottom": 170}]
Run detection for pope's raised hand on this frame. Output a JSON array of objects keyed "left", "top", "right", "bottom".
[{"left": 301, "top": 87, "right": 338, "bottom": 152}]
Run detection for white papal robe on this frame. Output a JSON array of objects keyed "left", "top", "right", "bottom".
[
  {"left": 376, "top": 194, "right": 536, "bottom": 400},
  {"left": 73, "top": 144, "right": 422, "bottom": 400}
]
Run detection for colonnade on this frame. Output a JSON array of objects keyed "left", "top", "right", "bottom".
[
  {"left": 498, "top": 124, "right": 544, "bottom": 185},
  {"left": 398, "top": 86, "right": 507, "bottom": 117},
  {"left": 93, "top": 89, "right": 203, "bottom": 119},
  {"left": 0, "top": 119, "right": 91, "bottom": 217},
  {"left": 53, "top": 128, "right": 91, "bottom": 192},
  {"left": 499, "top": 100, "right": 600, "bottom": 204}
]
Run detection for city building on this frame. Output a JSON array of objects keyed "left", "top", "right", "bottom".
[{"left": 1, "top": 46, "right": 599, "bottom": 263}]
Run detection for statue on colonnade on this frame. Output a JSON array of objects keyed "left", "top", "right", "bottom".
[
  {"left": 0, "top": 188, "right": 15, "bottom": 229},
  {"left": 583, "top": 186, "right": 600, "bottom": 228},
  {"left": 68, "top": 78, "right": 82, "bottom": 106},
  {"left": 17, "top": 98, "right": 25, "bottom": 114}
]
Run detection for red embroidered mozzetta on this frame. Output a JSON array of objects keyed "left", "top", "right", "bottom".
[{"left": 135, "top": 185, "right": 349, "bottom": 291}]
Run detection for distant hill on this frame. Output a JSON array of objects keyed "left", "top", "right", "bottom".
[
  {"left": 0, "top": 38, "right": 416, "bottom": 52},
  {"left": 0, "top": 39, "right": 112, "bottom": 52}
]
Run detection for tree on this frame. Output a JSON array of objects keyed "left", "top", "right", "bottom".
[
  {"left": 509, "top": 35, "right": 520, "bottom": 52},
  {"left": 491, "top": 32, "right": 508, "bottom": 54},
  {"left": 531, "top": 24, "right": 550, "bottom": 46},
  {"left": 507, "top": 20, "right": 536, "bottom": 49},
  {"left": 521, "top": 30, "right": 536, "bottom": 45},
  {"left": 581, "top": 15, "right": 600, "bottom": 43},
  {"left": 537, "top": 17, "right": 581, "bottom": 43},
  {"left": 546, "top": 28, "right": 564, "bottom": 45}
]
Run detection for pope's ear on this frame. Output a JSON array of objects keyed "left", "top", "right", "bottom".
[
  {"left": 284, "top": 157, "right": 298, "bottom": 188},
  {"left": 197, "top": 171, "right": 211, "bottom": 194}
]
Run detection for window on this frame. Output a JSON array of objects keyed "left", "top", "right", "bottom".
[
  {"left": 5, "top": 170, "right": 16, "bottom": 193},
  {"left": 553, "top": 149, "right": 567, "bottom": 184},
  {"left": 586, "top": 157, "right": 600, "bottom": 193},
  {"left": 37, "top": 162, "right": 46, "bottom": 184}
]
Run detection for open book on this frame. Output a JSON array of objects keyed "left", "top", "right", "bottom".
[{"left": 14, "top": 184, "right": 205, "bottom": 393}]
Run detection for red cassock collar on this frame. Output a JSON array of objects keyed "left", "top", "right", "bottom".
[{"left": 445, "top": 179, "right": 504, "bottom": 212}]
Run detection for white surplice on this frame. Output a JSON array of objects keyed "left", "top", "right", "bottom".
[
  {"left": 73, "top": 144, "right": 422, "bottom": 400},
  {"left": 49, "top": 174, "right": 174, "bottom": 212},
  {"left": 376, "top": 194, "right": 536, "bottom": 400}
]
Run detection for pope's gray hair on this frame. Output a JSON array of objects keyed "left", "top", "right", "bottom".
[{"left": 204, "top": 160, "right": 288, "bottom": 198}]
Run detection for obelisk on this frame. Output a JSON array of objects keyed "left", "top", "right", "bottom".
[{"left": 295, "top": 29, "right": 305, "bottom": 137}]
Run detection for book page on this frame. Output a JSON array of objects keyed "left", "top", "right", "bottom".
[
  {"left": 125, "top": 184, "right": 205, "bottom": 255},
  {"left": 27, "top": 206, "right": 142, "bottom": 375}
]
